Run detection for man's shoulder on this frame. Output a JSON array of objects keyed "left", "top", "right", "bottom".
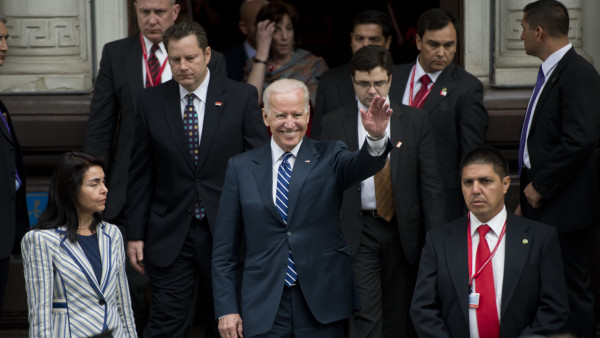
[
  {"left": 443, "top": 63, "right": 482, "bottom": 86},
  {"left": 322, "top": 102, "right": 353, "bottom": 126},
  {"left": 507, "top": 213, "right": 556, "bottom": 236},
  {"left": 103, "top": 34, "right": 138, "bottom": 52},
  {"left": 320, "top": 63, "right": 350, "bottom": 83}
]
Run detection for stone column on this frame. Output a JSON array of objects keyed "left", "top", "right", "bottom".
[{"left": 0, "top": 0, "right": 92, "bottom": 92}]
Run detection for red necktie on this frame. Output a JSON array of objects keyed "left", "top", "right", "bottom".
[
  {"left": 412, "top": 74, "right": 432, "bottom": 109},
  {"left": 476, "top": 225, "right": 500, "bottom": 338},
  {"left": 146, "top": 43, "right": 160, "bottom": 88}
]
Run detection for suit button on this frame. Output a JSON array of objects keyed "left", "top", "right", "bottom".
[
  {"left": 287, "top": 232, "right": 291, "bottom": 237},
  {"left": 98, "top": 299, "right": 106, "bottom": 305}
]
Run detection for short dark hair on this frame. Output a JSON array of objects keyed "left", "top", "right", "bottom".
[
  {"left": 351, "top": 10, "right": 392, "bottom": 39},
  {"left": 255, "top": 1, "right": 300, "bottom": 46},
  {"left": 460, "top": 146, "right": 509, "bottom": 179},
  {"left": 523, "top": 0, "right": 569, "bottom": 38},
  {"left": 417, "top": 8, "right": 459, "bottom": 39},
  {"left": 35, "top": 152, "right": 105, "bottom": 242},
  {"left": 350, "top": 45, "right": 394, "bottom": 77},
  {"left": 163, "top": 21, "right": 209, "bottom": 52}
]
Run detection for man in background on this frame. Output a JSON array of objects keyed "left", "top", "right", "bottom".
[
  {"left": 516, "top": 1, "right": 600, "bottom": 336},
  {"left": 312, "top": 10, "right": 392, "bottom": 139},
  {"left": 321, "top": 45, "right": 444, "bottom": 338},
  {"left": 392, "top": 8, "right": 488, "bottom": 221},
  {"left": 224, "top": 0, "right": 267, "bottom": 81},
  {"left": 0, "top": 13, "right": 29, "bottom": 320}
]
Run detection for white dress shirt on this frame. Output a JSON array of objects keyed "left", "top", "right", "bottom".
[
  {"left": 401, "top": 56, "right": 443, "bottom": 106},
  {"left": 142, "top": 35, "right": 173, "bottom": 86},
  {"left": 468, "top": 206, "right": 507, "bottom": 338},
  {"left": 178, "top": 69, "right": 211, "bottom": 146},
  {"left": 522, "top": 43, "right": 572, "bottom": 169}
]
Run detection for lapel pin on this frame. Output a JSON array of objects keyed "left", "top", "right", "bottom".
[
  {"left": 215, "top": 101, "right": 222, "bottom": 106},
  {"left": 440, "top": 88, "right": 448, "bottom": 96},
  {"left": 522, "top": 239, "right": 529, "bottom": 245},
  {"left": 305, "top": 160, "right": 310, "bottom": 163},
  {"left": 396, "top": 141, "right": 403, "bottom": 148}
]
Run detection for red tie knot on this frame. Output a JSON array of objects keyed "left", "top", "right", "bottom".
[
  {"left": 420, "top": 74, "right": 432, "bottom": 87},
  {"left": 150, "top": 43, "right": 160, "bottom": 54},
  {"left": 477, "top": 224, "right": 491, "bottom": 238}
]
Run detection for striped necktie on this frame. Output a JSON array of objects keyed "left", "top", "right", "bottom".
[
  {"left": 145, "top": 43, "right": 160, "bottom": 88},
  {"left": 276, "top": 152, "right": 298, "bottom": 287}
]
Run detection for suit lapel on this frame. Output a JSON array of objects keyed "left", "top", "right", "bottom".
[
  {"left": 126, "top": 35, "right": 144, "bottom": 104},
  {"left": 252, "top": 144, "right": 281, "bottom": 221},
  {"left": 58, "top": 229, "right": 102, "bottom": 293},
  {"left": 389, "top": 101, "right": 405, "bottom": 183},
  {"left": 161, "top": 81, "right": 196, "bottom": 171},
  {"left": 197, "top": 76, "right": 226, "bottom": 171},
  {"left": 287, "top": 138, "right": 318, "bottom": 225},
  {"left": 97, "top": 224, "right": 113, "bottom": 293},
  {"left": 500, "top": 214, "right": 531, "bottom": 318},
  {"left": 423, "top": 64, "right": 457, "bottom": 112},
  {"left": 0, "top": 110, "right": 14, "bottom": 146},
  {"left": 444, "top": 218, "right": 470, "bottom": 323},
  {"left": 530, "top": 47, "right": 573, "bottom": 130}
]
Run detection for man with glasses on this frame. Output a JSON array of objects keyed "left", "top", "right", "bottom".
[{"left": 321, "top": 45, "right": 444, "bottom": 338}]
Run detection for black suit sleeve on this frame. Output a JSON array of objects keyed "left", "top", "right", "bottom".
[
  {"left": 85, "top": 43, "right": 119, "bottom": 163},
  {"left": 457, "top": 77, "right": 488, "bottom": 158},
  {"left": 410, "top": 231, "right": 452, "bottom": 338}
]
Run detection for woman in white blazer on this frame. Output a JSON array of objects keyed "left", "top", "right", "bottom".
[{"left": 21, "top": 152, "right": 137, "bottom": 337}]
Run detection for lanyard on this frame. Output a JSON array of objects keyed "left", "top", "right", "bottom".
[
  {"left": 140, "top": 33, "right": 168, "bottom": 87},
  {"left": 408, "top": 65, "right": 433, "bottom": 108},
  {"left": 467, "top": 213, "right": 506, "bottom": 288}
]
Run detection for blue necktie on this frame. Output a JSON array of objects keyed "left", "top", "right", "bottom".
[
  {"left": 519, "top": 66, "right": 545, "bottom": 176},
  {"left": 276, "top": 152, "right": 297, "bottom": 287},
  {"left": 183, "top": 93, "right": 204, "bottom": 220}
]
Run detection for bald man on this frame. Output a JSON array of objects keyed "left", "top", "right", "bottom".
[{"left": 225, "top": 0, "right": 267, "bottom": 81}]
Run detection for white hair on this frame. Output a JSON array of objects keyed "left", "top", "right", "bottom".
[{"left": 263, "top": 79, "right": 309, "bottom": 115}]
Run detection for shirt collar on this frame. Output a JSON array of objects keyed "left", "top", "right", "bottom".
[
  {"left": 178, "top": 69, "right": 211, "bottom": 103},
  {"left": 270, "top": 138, "right": 302, "bottom": 164},
  {"left": 469, "top": 206, "right": 507, "bottom": 237},
  {"left": 142, "top": 34, "right": 166, "bottom": 56},
  {"left": 415, "top": 55, "right": 443, "bottom": 83},
  {"left": 541, "top": 43, "right": 572, "bottom": 77}
]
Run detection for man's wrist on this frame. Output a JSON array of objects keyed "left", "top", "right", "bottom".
[{"left": 366, "top": 133, "right": 385, "bottom": 141}]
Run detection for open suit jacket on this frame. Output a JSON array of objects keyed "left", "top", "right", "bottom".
[
  {"left": 126, "top": 77, "right": 268, "bottom": 268},
  {"left": 21, "top": 222, "right": 137, "bottom": 337},
  {"left": 0, "top": 99, "right": 28, "bottom": 260},
  {"left": 320, "top": 100, "right": 445, "bottom": 264},
  {"left": 212, "top": 137, "right": 393, "bottom": 337},
  {"left": 392, "top": 62, "right": 488, "bottom": 220},
  {"left": 521, "top": 47, "right": 600, "bottom": 233},
  {"left": 85, "top": 34, "right": 227, "bottom": 221},
  {"left": 410, "top": 213, "right": 569, "bottom": 338}
]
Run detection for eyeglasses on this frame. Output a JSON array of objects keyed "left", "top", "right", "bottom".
[{"left": 353, "top": 78, "right": 390, "bottom": 90}]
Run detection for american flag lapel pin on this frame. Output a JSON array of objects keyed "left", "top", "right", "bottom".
[
  {"left": 396, "top": 141, "right": 403, "bottom": 148},
  {"left": 215, "top": 101, "right": 223, "bottom": 106},
  {"left": 305, "top": 160, "right": 310, "bottom": 163}
]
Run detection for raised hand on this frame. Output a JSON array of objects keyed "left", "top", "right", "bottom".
[{"left": 360, "top": 95, "right": 393, "bottom": 138}]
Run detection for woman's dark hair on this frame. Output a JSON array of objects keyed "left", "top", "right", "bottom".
[
  {"left": 255, "top": 0, "right": 300, "bottom": 47},
  {"left": 35, "top": 152, "right": 105, "bottom": 242}
]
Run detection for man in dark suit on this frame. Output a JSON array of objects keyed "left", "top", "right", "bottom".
[
  {"left": 515, "top": 1, "right": 600, "bottom": 336},
  {"left": 321, "top": 45, "right": 444, "bottom": 338},
  {"left": 126, "top": 21, "right": 268, "bottom": 337},
  {"left": 312, "top": 10, "right": 392, "bottom": 139},
  {"left": 85, "top": 1, "right": 226, "bottom": 332},
  {"left": 224, "top": 0, "right": 266, "bottom": 81},
  {"left": 0, "top": 14, "right": 28, "bottom": 320},
  {"left": 411, "top": 146, "right": 569, "bottom": 338},
  {"left": 213, "top": 78, "right": 394, "bottom": 337},
  {"left": 392, "top": 8, "right": 488, "bottom": 221}
]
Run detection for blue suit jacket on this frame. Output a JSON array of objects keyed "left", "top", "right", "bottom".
[
  {"left": 21, "top": 222, "right": 137, "bottom": 337},
  {"left": 212, "top": 137, "right": 393, "bottom": 336}
]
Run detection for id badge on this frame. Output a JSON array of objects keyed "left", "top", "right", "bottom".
[{"left": 469, "top": 292, "right": 480, "bottom": 308}]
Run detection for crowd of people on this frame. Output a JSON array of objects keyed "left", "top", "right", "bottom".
[{"left": 1, "top": 0, "right": 599, "bottom": 337}]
